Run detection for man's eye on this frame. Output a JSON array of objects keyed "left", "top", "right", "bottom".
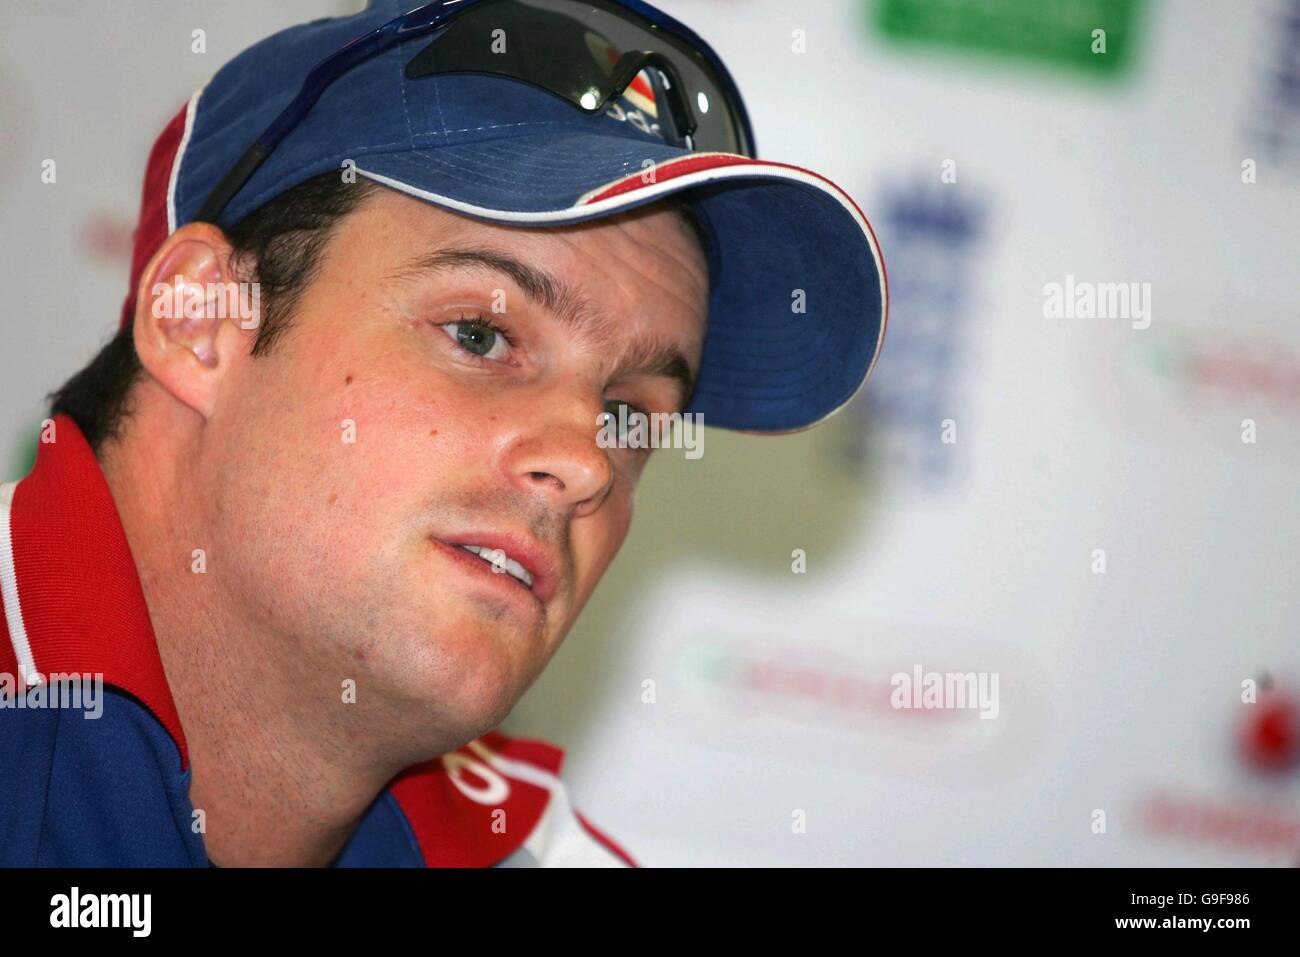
[
  {"left": 601, "top": 400, "right": 650, "bottom": 440},
  {"left": 439, "top": 317, "right": 511, "bottom": 361},
  {"left": 603, "top": 399, "right": 638, "bottom": 419}
]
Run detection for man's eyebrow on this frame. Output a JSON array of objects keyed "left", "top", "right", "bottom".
[
  {"left": 391, "top": 244, "right": 697, "bottom": 407},
  {"left": 616, "top": 333, "right": 697, "bottom": 410}
]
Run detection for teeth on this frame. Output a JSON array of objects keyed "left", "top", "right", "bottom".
[{"left": 457, "top": 544, "right": 534, "bottom": 589}]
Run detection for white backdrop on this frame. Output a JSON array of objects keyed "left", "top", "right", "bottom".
[{"left": 2, "top": 0, "right": 1296, "bottom": 866}]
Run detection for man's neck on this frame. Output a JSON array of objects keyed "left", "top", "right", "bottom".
[{"left": 99, "top": 406, "right": 408, "bottom": 867}]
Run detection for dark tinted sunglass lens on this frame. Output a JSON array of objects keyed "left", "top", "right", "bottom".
[{"left": 404, "top": 0, "right": 746, "bottom": 154}]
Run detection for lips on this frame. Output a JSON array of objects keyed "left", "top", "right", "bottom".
[
  {"left": 431, "top": 531, "right": 559, "bottom": 604},
  {"left": 456, "top": 544, "right": 533, "bottom": 589}
]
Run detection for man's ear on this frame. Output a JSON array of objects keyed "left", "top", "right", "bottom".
[{"left": 132, "top": 222, "right": 258, "bottom": 420}]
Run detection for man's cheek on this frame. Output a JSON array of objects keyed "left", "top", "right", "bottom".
[
  {"left": 608, "top": 485, "right": 636, "bottom": 544},
  {"left": 574, "top": 504, "right": 633, "bottom": 592}
]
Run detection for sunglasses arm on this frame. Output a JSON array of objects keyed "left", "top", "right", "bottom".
[{"left": 195, "top": 0, "right": 479, "bottom": 223}]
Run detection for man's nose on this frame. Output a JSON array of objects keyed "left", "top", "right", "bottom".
[{"left": 497, "top": 404, "right": 614, "bottom": 518}]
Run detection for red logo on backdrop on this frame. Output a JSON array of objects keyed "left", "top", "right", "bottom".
[
  {"left": 1239, "top": 677, "right": 1299, "bottom": 773},
  {"left": 80, "top": 212, "right": 136, "bottom": 263},
  {"left": 1139, "top": 791, "right": 1300, "bottom": 860},
  {"left": 1138, "top": 676, "right": 1299, "bottom": 862}
]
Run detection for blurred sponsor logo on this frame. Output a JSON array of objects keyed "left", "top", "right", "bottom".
[
  {"left": 667, "top": 627, "right": 1050, "bottom": 785},
  {"left": 679, "top": 642, "right": 949, "bottom": 720},
  {"left": 1137, "top": 790, "right": 1300, "bottom": 862},
  {"left": 1245, "top": 0, "right": 1300, "bottom": 169},
  {"left": 844, "top": 180, "right": 986, "bottom": 489},
  {"left": 872, "top": 0, "right": 1142, "bottom": 79},
  {"left": 1094, "top": 318, "right": 1300, "bottom": 449},
  {"left": 1132, "top": 332, "right": 1300, "bottom": 408}
]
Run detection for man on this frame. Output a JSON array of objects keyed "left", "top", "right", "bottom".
[{"left": 0, "top": 0, "right": 885, "bottom": 867}]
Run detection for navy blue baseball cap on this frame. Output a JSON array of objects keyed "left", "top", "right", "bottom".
[{"left": 121, "top": 0, "right": 887, "bottom": 433}]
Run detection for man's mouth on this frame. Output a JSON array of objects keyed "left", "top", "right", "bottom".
[
  {"left": 429, "top": 531, "right": 559, "bottom": 605},
  {"left": 453, "top": 544, "right": 533, "bottom": 590}
]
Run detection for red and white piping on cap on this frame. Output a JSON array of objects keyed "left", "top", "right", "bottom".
[
  {"left": 167, "top": 87, "right": 205, "bottom": 234},
  {"left": 356, "top": 152, "right": 889, "bottom": 433},
  {"left": 119, "top": 87, "right": 205, "bottom": 332}
]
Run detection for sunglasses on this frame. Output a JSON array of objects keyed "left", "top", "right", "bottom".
[{"left": 197, "top": 0, "right": 757, "bottom": 224}]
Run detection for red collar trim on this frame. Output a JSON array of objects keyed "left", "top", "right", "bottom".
[
  {"left": 389, "top": 730, "right": 565, "bottom": 867},
  {"left": 0, "top": 415, "right": 189, "bottom": 768}
]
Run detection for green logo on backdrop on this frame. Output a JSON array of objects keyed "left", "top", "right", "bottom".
[
  {"left": 10, "top": 422, "right": 39, "bottom": 479},
  {"left": 873, "top": 0, "right": 1142, "bottom": 78}
]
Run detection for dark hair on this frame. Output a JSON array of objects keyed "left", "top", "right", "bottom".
[{"left": 49, "top": 174, "right": 711, "bottom": 454}]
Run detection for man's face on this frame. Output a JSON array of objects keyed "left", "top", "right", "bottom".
[{"left": 192, "top": 186, "right": 709, "bottom": 748}]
